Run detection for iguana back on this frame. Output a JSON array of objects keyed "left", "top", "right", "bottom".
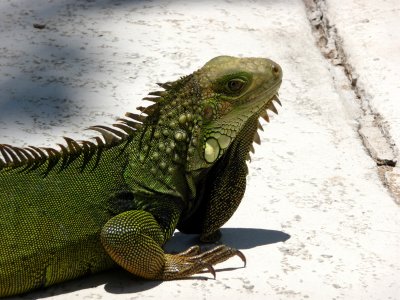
[{"left": 0, "top": 141, "right": 130, "bottom": 294}]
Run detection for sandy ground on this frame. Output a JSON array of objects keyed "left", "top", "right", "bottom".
[{"left": 0, "top": 0, "right": 399, "bottom": 299}]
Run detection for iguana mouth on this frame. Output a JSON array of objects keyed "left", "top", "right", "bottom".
[
  {"left": 250, "top": 78, "right": 281, "bottom": 106},
  {"left": 231, "top": 77, "right": 282, "bottom": 120}
]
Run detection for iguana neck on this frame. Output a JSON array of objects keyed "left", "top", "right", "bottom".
[
  {"left": 122, "top": 75, "right": 206, "bottom": 203},
  {"left": 135, "top": 76, "right": 201, "bottom": 173}
]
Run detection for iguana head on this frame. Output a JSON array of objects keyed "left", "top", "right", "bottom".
[
  {"left": 186, "top": 56, "right": 282, "bottom": 171},
  {"left": 115, "top": 55, "right": 282, "bottom": 176}
]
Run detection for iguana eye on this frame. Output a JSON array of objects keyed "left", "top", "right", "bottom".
[
  {"left": 226, "top": 78, "right": 246, "bottom": 92},
  {"left": 213, "top": 72, "right": 251, "bottom": 97}
]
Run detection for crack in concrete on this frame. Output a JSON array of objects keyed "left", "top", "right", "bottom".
[{"left": 303, "top": 0, "right": 400, "bottom": 203}]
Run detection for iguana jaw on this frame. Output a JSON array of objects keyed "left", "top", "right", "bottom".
[{"left": 202, "top": 89, "right": 281, "bottom": 165}]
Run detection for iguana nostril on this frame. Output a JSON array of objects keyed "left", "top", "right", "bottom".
[{"left": 272, "top": 64, "right": 280, "bottom": 76}]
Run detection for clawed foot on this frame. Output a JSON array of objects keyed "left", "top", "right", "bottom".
[{"left": 161, "top": 245, "right": 246, "bottom": 280}]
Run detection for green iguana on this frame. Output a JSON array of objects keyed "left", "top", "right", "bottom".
[{"left": 0, "top": 56, "right": 282, "bottom": 297}]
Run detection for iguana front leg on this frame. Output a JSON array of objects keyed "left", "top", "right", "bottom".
[
  {"left": 100, "top": 202, "right": 243, "bottom": 279},
  {"left": 100, "top": 209, "right": 167, "bottom": 279}
]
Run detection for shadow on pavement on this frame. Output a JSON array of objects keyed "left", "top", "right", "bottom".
[{"left": 165, "top": 227, "right": 291, "bottom": 253}]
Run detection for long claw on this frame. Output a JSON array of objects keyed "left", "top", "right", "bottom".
[
  {"left": 235, "top": 250, "right": 247, "bottom": 267},
  {"left": 203, "top": 262, "right": 216, "bottom": 279},
  {"left": 177, "top": 245, "right": 201, "bottom": 257},
  {"left": 162, "top": 245, "right": 244, "bottom": 280}
]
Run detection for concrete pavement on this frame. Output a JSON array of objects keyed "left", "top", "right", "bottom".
[{"left": 0, "top": 0, "right": 399, "bottom": 299}]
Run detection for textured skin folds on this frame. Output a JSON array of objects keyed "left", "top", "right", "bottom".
[{"left": 0, "top": 56, "right": 282, "bottom": 297}]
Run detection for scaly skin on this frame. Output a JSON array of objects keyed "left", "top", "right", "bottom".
[{"left": 0, "top": 56, "right": 282, "bottom": 297}]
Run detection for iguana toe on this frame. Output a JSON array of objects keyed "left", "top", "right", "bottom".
[{"left": 161, "top": 245, "right": 245, "bottom": 279}]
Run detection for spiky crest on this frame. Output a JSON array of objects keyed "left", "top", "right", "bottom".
[
  {"left": 0, "top": 77, "right": 187, "bottom": 175},
  {"left": 0, "top": 84, "right": 175, "bottom": 175},
  {"left": 246, "top": 95, "right": 282, "bottom": 161},
  {"left": 0, "top": 75, "right": 281, "bottom": 173}
]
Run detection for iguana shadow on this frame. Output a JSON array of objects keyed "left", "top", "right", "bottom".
[
  {"left": 12, "top": 228, "right": 289, "bottom": 299},
  {"left": 164, "top": 227, "right": 291, "bottom": 252}
]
